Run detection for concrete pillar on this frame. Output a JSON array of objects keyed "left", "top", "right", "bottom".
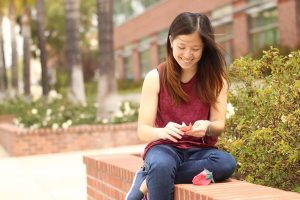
[{"left": 132, "top": 42, "right": 141, "bottom": 81}]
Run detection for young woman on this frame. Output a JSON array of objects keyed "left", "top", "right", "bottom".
[{"left": 126, "top": 12, "right": 236, "bottom": 200}]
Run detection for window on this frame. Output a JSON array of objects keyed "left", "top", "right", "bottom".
[
  {"left": 140, "top": 49, "right": 150, "bottom": 78},
  {"left": 249, "top": 8, "right": 279, "bottom": 52},
  {"left": 157, "top": 29, "right": 168, "bottom": 63},
  {"left": 158, "top": 44, "right": 166, "bottom": 63},
  {"left": 124, "top": 56, "right": 133, "bottom": 80},
  {"left": 214, "top": 23, "right": 234, "bottom": 65},
  {"left": 139, "top": 37, "right": 151, "bottom": 78},
  {"left": 211, "top": 5, "right": 232, "bottom": 20},
  {"left": 211, "top": 5, "right": 234, "bottom": 65},
  {"left": 123, "top": 45, "right": 133, "bottom": 80}
]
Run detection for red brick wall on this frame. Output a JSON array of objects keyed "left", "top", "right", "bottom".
[
  {"left": 115, "top": 0, "right": 300, "bottom": 80},
  {"left": 114, "top": 0, "right": 232, "bottom": 49},
  {"left": 84, "top": 154, "right": 300, "bottom": 200},
  {"left": 84, "top": 154, "right": 143, "bottom": 199},
  {"left": 0, "top": 123, "right": 141, "bottom": 156},
  {"left": 278, "top": 0, "right": 300, "bottom": 48},
  {"left": 233, "top": 0, "right": 250, "bottom": 58}
]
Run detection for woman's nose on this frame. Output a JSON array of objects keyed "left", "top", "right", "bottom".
[{"left": 183, "top": 50, "right": 193, "bottom": 58}]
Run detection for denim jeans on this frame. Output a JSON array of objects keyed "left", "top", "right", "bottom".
[{"left": 143, "top": 144, "right": 236, "bottom": 200}]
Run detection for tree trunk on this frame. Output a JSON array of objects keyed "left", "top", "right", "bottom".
[
  {"left": 36, "top": 0, "right": 49, "bottom": 96},
  {"left": 96, "top": 0, "right": 118, "bottom": 120},
  {"left": 64, "top": 0, "right": 86, "bottom": 105},
  {"left": 22, "top": 3, "right": 31, "bottom": 96},
  {"left": 0, "top": 12, "right": 7, "bottom": 92},
  {"left": 9, "top": 0, "right": 18, "bottom": 94}
]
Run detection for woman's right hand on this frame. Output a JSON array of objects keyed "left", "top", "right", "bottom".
[{"left": 156, "top": 122, "right": 184, "bottom": 142}]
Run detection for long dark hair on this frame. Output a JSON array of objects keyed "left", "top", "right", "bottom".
[{"left": 164, "top": 12, "right": 228, "bottom": 105}]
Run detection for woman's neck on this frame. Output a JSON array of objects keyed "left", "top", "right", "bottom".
[{"left": 181, "top": 67, "right": 197, "bottom": 83}]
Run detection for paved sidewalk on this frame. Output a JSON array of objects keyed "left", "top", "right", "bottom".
[{"left": 0, "top": 144, "right": 146, "bottom": 200}]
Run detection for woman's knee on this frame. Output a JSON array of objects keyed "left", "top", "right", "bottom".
[
  {"left": 147, "top": 157, "right": 177, "bottom": 175},
  {"left": 145, "top": 145, "right": 180, "bottom": 175},
  {"left": 224, "top": 153, "right": 236, "bottom": 174},
  {"left": 215, "top": 152, "right": 237, "bottom": 181}
]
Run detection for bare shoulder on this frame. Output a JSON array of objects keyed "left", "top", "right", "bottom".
[
  {"left": 143, "top": 69, "right": 160, "bottom": 93},
  {"left": 145, "top": 69, "right": 159, "bottom": 80},
  {"left": 143, "top": 69, "right": 159, "bottom": 88},
  {"left": 221, "top": 77, "right": 229, "bottom": 94}
]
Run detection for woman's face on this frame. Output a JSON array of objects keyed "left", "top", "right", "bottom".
[{"left": 170, "top": 31, "right": 204, "bottom": 70}]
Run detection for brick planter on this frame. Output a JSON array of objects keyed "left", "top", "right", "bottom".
[
  {"left": 0, "top": 122, "right": 141, "bottom": 156},
  {"left": 0, "top": 115, "right": 15, "bottom": 124},
  {"left": 83, "top": 154, "right": 300, "bottom": 200}
]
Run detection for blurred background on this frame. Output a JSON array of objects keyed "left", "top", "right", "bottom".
[
  {"left": 0, "top": 0, "right": 299, "bottom": 199},
  {"left": 0, "top": 0, "right": 299, "bottom": 155},
  {"left": 0, "top": 0, "right": 299, "bottom": 127}
]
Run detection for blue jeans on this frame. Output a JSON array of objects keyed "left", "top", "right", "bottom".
[{"left": 144, "top": 144, "right": 236, "bottom": 200}]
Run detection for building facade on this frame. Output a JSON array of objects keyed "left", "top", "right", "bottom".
[{"left": 114, "top": 0, "right": 300, "bottom": 81}]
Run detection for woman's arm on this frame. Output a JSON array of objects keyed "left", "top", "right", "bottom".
[
  {"left": 137, "top": 69, "right": 184, "bottom": 142},
  {"left": 208, "top": 79, "right": 228, "bottom": 136}
]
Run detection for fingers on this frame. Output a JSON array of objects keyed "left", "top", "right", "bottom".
[
  {"left": 186, "top": 120, "right": 210, "bottom": 137},
  {"left": 166, "top": 128, "right": 182, "bottom": 140},
  {"left": 193, "top": 120, "right": 210, "bottom": 131},
  {"left": 163, "top": 122, "right": 184, "bottom": 142},
  {"left": 164, "top": 134, "right": 179, "bottom": 143}
]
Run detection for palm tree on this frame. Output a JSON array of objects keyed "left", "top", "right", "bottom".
[
  {"left": 21, "top": 0, "right": 31, "bottom": 97},
  {"left": 64, "top": 0, "right": 86, "bottom": 105},
  {"left": 0, "top": 11, "right": 8, "bottom": 92},
  {"left": 9, "top": 0, "right": 18, "bottom": 94},
  {"left": 96, "top": 0, "right": 118, "bottom": 119},
  {"left": 36, "top": 0, "right": 49, "bottom": 96}
]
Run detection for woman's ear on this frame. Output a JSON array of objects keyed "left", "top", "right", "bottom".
[{"left": 169, "top": 35, "right": 173, "bottom": 48}]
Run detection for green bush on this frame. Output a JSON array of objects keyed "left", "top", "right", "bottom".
[
  {"left": 219, "top": 47, "right": 300, "bottom": 192},
  {"left": 117, "top": 79, "right": 143, "bottom": 93},
  {"left": 0, "top": 95, "right": 139, "bottom": 129}
]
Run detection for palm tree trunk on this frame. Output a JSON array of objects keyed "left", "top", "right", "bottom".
[
  {"left": 22, "top": 3, "right": 31, "bottom": 96},
  {"left": 64, "top": 0, "right": 86, "bottom": 105},
  {"left": 0, "top": 12, "right": 7, "bottom": 92},
  {"left": 9, "top": 0, "right": 18, "bottom": 94},
  {"left": 96, "top": 0, "right": 118, "bottom": 120},
  {"left": 36, "top": 0, "right": 49, "bottom": 96}
]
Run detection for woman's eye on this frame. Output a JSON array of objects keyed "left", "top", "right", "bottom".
[
  {"left": 177, "top": 46, "right": 185, "bottom": 49},
  {"left": 193, "top": 48, "right": 200, "bottom": 51}
]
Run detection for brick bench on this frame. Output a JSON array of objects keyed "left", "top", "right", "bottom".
[{"left": 83, "top": 154, "right": 300, "bottom": 200}]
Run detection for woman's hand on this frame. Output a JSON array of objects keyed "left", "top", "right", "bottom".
[
  {"left": 156, "top": 122, "right": 184, "bottom": 142},
  {"left": 185, "top": 120, "right": 211, "bottom": 138}
]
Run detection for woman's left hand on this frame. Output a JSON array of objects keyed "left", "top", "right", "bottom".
[{"left": 185, "top": 120, "right": 211, "bottom": 138}]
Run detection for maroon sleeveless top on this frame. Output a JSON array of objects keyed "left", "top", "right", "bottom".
[{"left": 143, "top": 64, "right": 218, "bottom": 159}]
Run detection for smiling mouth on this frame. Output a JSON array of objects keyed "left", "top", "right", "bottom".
[{"left": 181, "top": 58, "right": 193, "bottom": 63}]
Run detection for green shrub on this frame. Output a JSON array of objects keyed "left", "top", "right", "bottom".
[
  {"left": 117, "top": 79, "right": 143, "bottom": 93},
  {"left": 219, "top": 47, "right": 300, "bottom": 192},
  {"left": 0, "top": 95, "right": 139, "bottom": 129}
]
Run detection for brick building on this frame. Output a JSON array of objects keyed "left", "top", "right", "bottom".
[{"left": 114, "top": 0, "right": 300, "bottom": 81}]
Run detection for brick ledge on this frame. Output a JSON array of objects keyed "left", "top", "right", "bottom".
[{"left": 83, "top": 154, "right": 300, "bottom": 200}]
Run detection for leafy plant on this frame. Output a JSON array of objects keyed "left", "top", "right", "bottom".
[
  {"left": 0, "top": 93, "right": 139, "bottom": 130},
  {"left": 219, "top": 47, "right": 300, "bottom": 192}
]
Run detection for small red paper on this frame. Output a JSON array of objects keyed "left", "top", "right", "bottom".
[
  {"left": 192, "top": 169, "right": 214, "bottom": 186},
  {"left": 180, "top": 122, "right": 192, "bottom": 132}
]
